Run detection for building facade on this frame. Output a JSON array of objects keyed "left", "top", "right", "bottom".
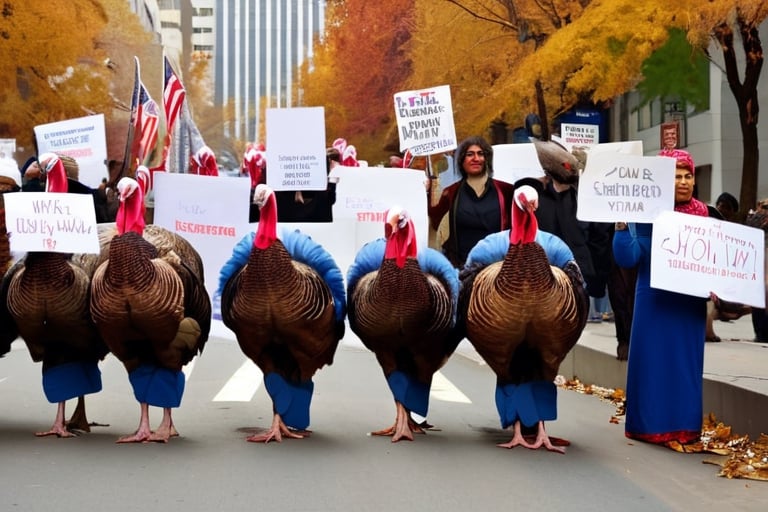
[
  {"left": 213, "top": 0, "right": 326, "bottom": 143},
  {"left": 610, "top": 21, "right": 768, "bottom": 208}
]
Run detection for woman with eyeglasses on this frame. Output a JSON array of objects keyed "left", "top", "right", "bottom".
[{"left": 426, "top": 136, "right": 515, "bottom": 267}]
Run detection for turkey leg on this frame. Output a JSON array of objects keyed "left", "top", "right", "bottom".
[
  {"left": 149, "top": 407, "right": 179, "bottom": 442},
  {"left": 116, "top": 402, "right": 154, "bottom": 443},
  {"left": 35, "top": 401, "right": 77, "bottom": 438},
  {"left": 498, "top": 420, "right": 568, "bottom": 454},
  {"left": 246, "top": 412, "right": 307, "bottom": 443},
  {"left": 66, "top": 395, "right": 109, "bottom": 433},
  {"left": 370, "top": 401, "right": 427, "bottom": 442}
]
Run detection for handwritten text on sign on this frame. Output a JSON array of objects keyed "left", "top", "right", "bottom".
[
  {"left": 650, "top": 211, "right": 765, "bottom": 307},
  {"left": 577, "top": 152, "right": 675, "bottom": 223},
  {"left": 394, "top": 85, "right": 457, "bottom": 156},
  {"left": 4, "top": 192, "right": 99, "bottom": 254}
]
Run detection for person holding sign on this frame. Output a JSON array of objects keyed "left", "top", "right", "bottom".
[
  {"left": 426, "top": 136, "right": 515, "bottom": 267},
  {"left": 612, "top": 148, "right": 715, "bottom": 451}
]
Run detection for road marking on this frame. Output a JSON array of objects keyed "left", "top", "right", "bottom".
[
  {"left": 431, "top": 371, "right": 472, "bottom": 403},
  {"left": 212, "top": 359, "right": 263, "bottom": 402}
]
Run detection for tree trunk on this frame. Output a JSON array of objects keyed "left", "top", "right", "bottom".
[
  {"left": 535, "top": 79, "right": 549, "bottom": 140},
  {"left": 717, "top": 18, "right": 763, "bottom": 218}
]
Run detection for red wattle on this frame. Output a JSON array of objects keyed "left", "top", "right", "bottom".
[{"left": 255, "top": 192, "right": 277, "bottom": 249}]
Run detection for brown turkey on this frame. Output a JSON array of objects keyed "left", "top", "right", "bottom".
[
  {"left": 90, "top": 173, "right": 211, "bottom": 443},
  {"left": 460, "top": 184, "right": 588, "bottom": 453},
  {"left": 218, "top": 184, "right": 345, "bottom": 443},
  {"left": 2, "top": 153, "right": 110, "bottom": 437},
  {"left": 346, "top": 206, "right": 459, "bottom": 442},
  {"left": 0, "top": 159, "right": 21, "bottom": 359}
]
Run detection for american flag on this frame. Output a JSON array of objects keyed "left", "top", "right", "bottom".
[
  {"left": 163, "top": 57, "right": 186, "bottom": 141},
  {"left": 155, "top": 56, "right": 186, "bottom": 172},
  {"left": 131, "top": 82, "right": 159, "bottom": 165}
]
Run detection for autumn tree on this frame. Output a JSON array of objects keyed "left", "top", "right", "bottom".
[
  {"left": 0, "top": 1, "right": 156, "bottom": 161},
  {"left": 297, "top": 0, "right": 414, "bottom": 163},
  {"left": 438, "top": 0, "right": 592, "bottom": 137},
  {"left": 688, "top": 1, "right": 767, "bottom": 215},
  {"left": 406, "top": 0, "right": 533, "bottom": 142}
]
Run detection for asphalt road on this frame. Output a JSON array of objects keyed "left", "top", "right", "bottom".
[{"left": 1, "top": 333, "right": 766, "bottom": 511}]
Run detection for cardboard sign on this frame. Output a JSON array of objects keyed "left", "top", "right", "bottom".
[
  {"left": 650, "top": 211, "right": 765, "bottom": 307},
  {"left": 34, "top": 114, "right": 108, "bottom": 189},
  {"left": 577, "top": 152, "right": 675, "bottom": 222},
  {"left": 491, "top": 143, "right": 545, "bottom": 185},
  {"left": 394, "top": 85, "right": 457, "bottom": 156},
  {"left": 265, "top": 107, "right": 327, "bottom": 191},
  {"left": 153, "top": 172, "right": 252, "bottom": 300},
  {"left": 4, "top": 192, "right": 99, "bottom": 254}
]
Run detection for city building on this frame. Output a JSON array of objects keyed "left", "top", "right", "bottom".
[{"left": 213, "top": 0, "right": 326, "bottom": 144}]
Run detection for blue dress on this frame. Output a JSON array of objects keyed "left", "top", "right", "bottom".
[{"left": 613, "top": 223, "right": 706, "bottom": 444}]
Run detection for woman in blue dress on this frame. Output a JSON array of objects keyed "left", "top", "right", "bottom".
[{"left": 613, "top": 148, "right": 710, "bottom": 449}]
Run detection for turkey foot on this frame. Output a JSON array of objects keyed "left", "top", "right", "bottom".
[
  {"left": 116, "top": 402, "right": 153, "bottom": 443},
  {"left": 371, "top": 402, "right": 426, "bottom": 442},
  {"left": 148, "top": 407, "right": 179, "bottom": 443},
  {"left": 35, "top": 401, "right": 77, "bottom": 438},
  {"left": 66, "top": 396, "right": 109, "bottom": 433},
  {"left": 246, "top": 413, "right": 306, "bottom": 443},
  {"left": 498, "top": 421, "right": 568, "bottom": 453}
]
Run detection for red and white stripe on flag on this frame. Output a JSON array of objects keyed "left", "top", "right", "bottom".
[
  {"left": 163, "top": 57, "right": 186, "bottom": 136},
  {"left": 134, "top": 82, "right": 159, "bottom": 164}
]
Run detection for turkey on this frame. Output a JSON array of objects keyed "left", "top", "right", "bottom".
[
  {"left": 0, "top": 159, "right": 21, "bottom": 358},
  {"left": 218, "top": 183, "right": 345, "bottom": 443},
  {"left": 2, "top": 153, "right": 110, "bottom": 437},
  {"left": 90, "top": 174, "right": 211, "bottom": 443},
  {"left": 530, "top": 138, "right": 583, "bottom": 182},
  {"left": 346, "top": 206, "right": 459, "bottom": 442},
  {"left": 460, "top": 185, "right": 589, "bottom": 453},
  {"left": 242, "top": 143, "right": 266, "bottom": 223},
  {"left": 190, "top": 145, "right": 219, "bottom": 176}
]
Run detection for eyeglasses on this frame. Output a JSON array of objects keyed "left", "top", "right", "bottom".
[{"left": 464, "top": 151, "right": 485, "bottom": 159}]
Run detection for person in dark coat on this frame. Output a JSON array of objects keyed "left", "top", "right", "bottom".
[{"left": 427, "top": 136, "right": 515, "bottom": 268}]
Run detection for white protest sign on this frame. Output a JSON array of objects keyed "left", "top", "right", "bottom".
[
  {"left": 34, "top": 114, "right": 108, "bottom": 189},
  {"left": 329, "top": 165, "right": 428, "bottom": 262},
  {"left": 650, "top": 211, "right": 765, "bottom": 307},
  {"left": 579, "top": 140, "right": 643, "bottom": 158},
  {"left": 4, "top": 192, "right": 99, "bottom": 253},
  {"left": 561, "top": 123, "right": 599, "bottom": 147},
  {"left": 394, "top": 85, "right": 457, "bottom": 156},
  {"left": 577, "top": 153, "right": 675, "bottom": 222},
  {"left": 266, "top": 107, "right": 327, "bottom": 191},
  {"left": 153, "top": 172, "right": 252, "bottom": 304},
  {"left": 492, "top": 143, "right": 545, "bottom": 185}
]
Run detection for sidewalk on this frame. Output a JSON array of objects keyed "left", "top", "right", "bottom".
[
  {"left": 454, "top": 315, "right": 767, "bottom": 438},
  {"left": 561, "top": 316, "right": 768, "bottom": 439}
]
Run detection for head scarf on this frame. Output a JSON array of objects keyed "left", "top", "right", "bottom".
[{"left": 659, "top": 148, "right": 708, "bottom": 217}]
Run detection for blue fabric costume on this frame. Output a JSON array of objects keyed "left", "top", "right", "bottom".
[
  {"left": 42, "top": 361, "right": 102, "bottom": 403},
  {"left": 613, "top": 223, "right": 706, "bottom": 444}
]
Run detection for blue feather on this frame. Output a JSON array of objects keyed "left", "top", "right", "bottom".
[
  {"left": 466, "top": 229, "right": 575, "bottom": 270},
  {"left": 217, "top": 231, "right": 255, "bottom": 296},
  {"left": 217, "top": 229, "right": 347, "bottom": 323},
  {"left": 346, "top": 238, "right": 386, "bottom": 294}
]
